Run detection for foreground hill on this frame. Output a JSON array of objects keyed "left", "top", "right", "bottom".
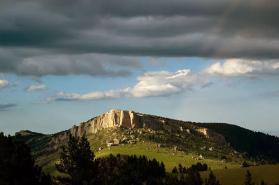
[{"left": 14, "top": 109, "right": 279, "bottom": 174}]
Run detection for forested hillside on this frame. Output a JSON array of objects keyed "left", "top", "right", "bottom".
[{"left": 194, "top": 123, "right": 279, "bottom": 161}]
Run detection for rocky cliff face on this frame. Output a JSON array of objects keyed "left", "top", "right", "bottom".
[
  {"left": 68, "top": 109, "right": 191, "bottom": 137},
  {"left": 49, "top": 109, "right": 226, "bottom": 147},
  {"left": 49, "top": 109, "right": 143, "bottom": 146},
  {"left": 68, "top": 109, "right": 223, "bottom": 140},
  {"left": 69, "top": 109, "right": 140, "bottom": 137}
]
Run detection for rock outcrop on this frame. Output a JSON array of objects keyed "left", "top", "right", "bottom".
[
  {"left": 50, "top": 109, "right": 225, "bottom": 145},
  {"left": 66, "top": 109, "right": 192, "bottom": 137},
  {"left": 195, "top": 127, "right": 226, "bottom": 144},
  {"left": 69, "top": 109, "right": 140, "bottom": 137},
  {"left": 196, "top": 128, "right": 209, "bottom": 138}
]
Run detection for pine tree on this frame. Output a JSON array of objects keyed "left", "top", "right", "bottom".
[
  {"left": 172, "top": 166, "right": 178, "bottom": 174},
  {"left": 56, "top": 134, "right": 95, "bottom": 185},
  {"left": 0, "top": 133, "right": 51, "bottom": 185},
  {"left": 244, "top": 170, "right": 254, "bottom": 185},
  {"left": 205, "top": 171, "right": 220, "bottom": 185}
]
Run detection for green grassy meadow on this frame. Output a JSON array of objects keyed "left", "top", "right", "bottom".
[
  {"left": 41, "top": 142, "right": 279, "bottom": 185},
  {"left": 96, "top": 142, "right": 240, "bottom": 171},
  {"left": 42, "top": 142, "right": 239, "bottom": 176},
  {"left": 202, "top": 164, "right": 279, "bottom": 185}
]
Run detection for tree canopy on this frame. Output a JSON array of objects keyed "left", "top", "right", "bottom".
[{"left": 0, "top": 133, "right": 51, "bottom": 185}]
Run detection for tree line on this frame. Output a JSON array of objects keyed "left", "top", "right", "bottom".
[
  {"left": 0, "top": 132, "right": 272, "bottom": 185},
  {"left": 54, "top": 134, "right": 220, "bottom": 185},
  {"left": 194, "top": 123, "right": 279, "bottom": 162}
]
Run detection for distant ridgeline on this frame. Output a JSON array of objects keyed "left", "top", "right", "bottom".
[
  {"left": 14, "top": 109, "right": 279, "bottom": 165},
  {"left": 193, "top": 123, "right": 279, "bottom": 162}
]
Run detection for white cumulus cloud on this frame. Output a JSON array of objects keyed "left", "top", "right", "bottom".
[
  {"left": 0, "top": 80, "right": 9, "bottom": 89},
  {"left": 206, "top": 59, "right": 279, "bottom": 76},
  {"left": 27, "top": 83, "right": 47, "bottom": 92},
  {"left": 131, "top": 69, "right": 197, "bottom": 97},
  {"left": 50, "top": 69, "right": 208, "bottom": 101}
]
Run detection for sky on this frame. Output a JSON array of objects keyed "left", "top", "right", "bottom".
[{"left": 0, "top": 0, "right": 279, "bottom": 135}]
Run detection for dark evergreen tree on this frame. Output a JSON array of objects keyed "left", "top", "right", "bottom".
[
  {"left": 205, "top": 171, "right": 220, "bottom": 185},
  {"left": 244, "top": 170, "right": 254, "bottom": 185},
  {"left": 170, "top": 164, "right": 204, "bottom": 185},
  {"left": 184, "top": 168, "right": 203, "bottom": 185},
  {"left": 172, "top": 166, "right": 178, "bottom": 174},
  {"left": 56, "top": 134, "right": 95, "bottom": 185},
  {"left": 242, "top": 161, "right": 250, "bottom": 168},
  {"left": 94, "top": 154, "right": 166, "bottom": 185},
  {"left": 0, "top": 133, "right": 51, "bottom": 185},
  {"left": 190, "top": 162, "right": 208, "bottom": 172}
]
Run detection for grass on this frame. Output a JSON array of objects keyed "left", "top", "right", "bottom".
[
  {"left": 201, "top": 164, "right": 279, "bottom": 185},
  {"left": 42, "top": 142, "right": 279, "bottom": 185},
  {"left": 42, "top": 160, "right": 65, "bottom": 177},
  {"left": 42, "top": 142, "right": 239, "bottom": 176},
  {"left": 95, "top": 142, "right": 240, "bottom": 172}
]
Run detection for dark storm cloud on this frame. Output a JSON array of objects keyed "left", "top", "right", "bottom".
[
  {"left": 15, "top": 54, "right": 141, "bottom": 76},
  {"left": 0, "top": 0, "right": 279, "bottom": 75},
  {"left": 0, "top": 104, "right": 16, "bottom": 111},
  {"left": 0, "top": 50, "right": 141, "bottom": 76}
]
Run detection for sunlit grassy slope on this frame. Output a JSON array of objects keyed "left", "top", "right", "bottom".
[
  {"left": 42, "top": 142, "right": 239, "bottom": 176},
  {"left": 42, "top": 142, "right": 279, "bottom": 185},
  {"left": 42, "top": 160, "right": 63, "bottom": 177},
  {"left": 96, "top": 142, "right": 240, "bottom": 172},
  {"left": 201, "top": 164, "right": 279, "bottom": 185}
]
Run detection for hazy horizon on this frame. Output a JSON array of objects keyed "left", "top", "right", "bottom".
[{"left": 2, "top": 108, "right": 279, "bottom": 137}]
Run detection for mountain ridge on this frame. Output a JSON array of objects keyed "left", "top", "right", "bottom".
[{"left": 14, "top": 109, "right": 279, "bottom": 169}]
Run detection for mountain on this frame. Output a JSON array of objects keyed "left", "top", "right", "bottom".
[
  {"left": 15, "top": 130, "right": 52, "bottom": 158},
  {"left": 193, "top": 123, "right": 279, "bottom": 161},
  {"left": 14, "top": 109, "right": 279, "bottom": 172},
  {"left": 268, "top": 130, "right": 279, "bottom": 137}
]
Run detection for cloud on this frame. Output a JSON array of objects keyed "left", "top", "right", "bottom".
[
  {"left": 206, "top": 59, "right": 279, "bottom": 76},
  {"left": 50, "top": 69, "right": 208, "bottom": 101},
  {"left": 0, "top": 80, "right": 9, "bottom": 89},
  {"left": 0, "top": 0, "right": 279, "bottom": 76},
  {"left": 0, "top": 52, "right": 141, "bottom": 76},
  {"left": 0, "top": 104, "right": 16, "bottom": 111},
  {"left": 130, "top": 69, "right": 202, "bottom": 97},
  {"left": 27, "top": 83, "right": 47, "bottom": 92},
  {"left": 53, "top": 89, "right": 131, "bottom": 101}
]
